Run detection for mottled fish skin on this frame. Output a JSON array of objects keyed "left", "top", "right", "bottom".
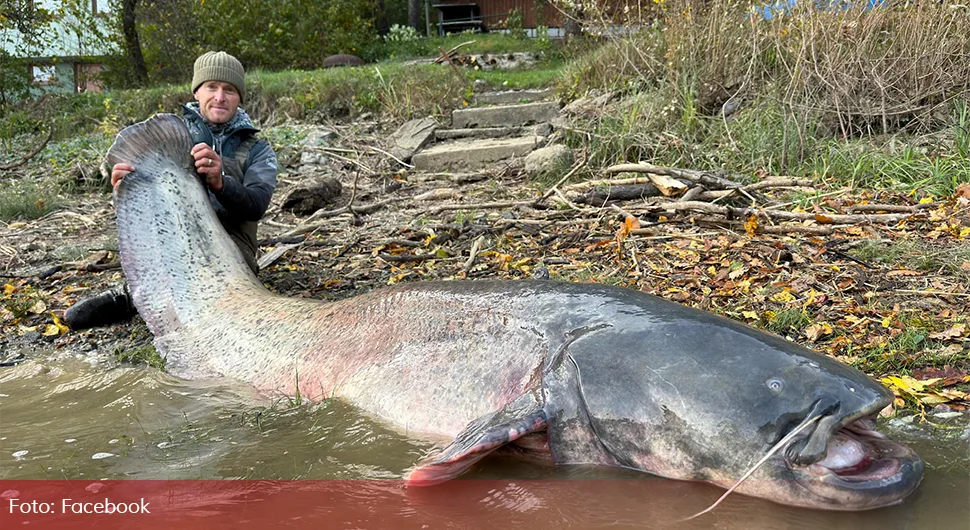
[{"left": 109, "top": 115, "right": 922, "bottom": 511}]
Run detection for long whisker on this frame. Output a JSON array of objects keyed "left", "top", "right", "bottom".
[{"left": 682, "top": 413, "right": 823, "bottom": 521}]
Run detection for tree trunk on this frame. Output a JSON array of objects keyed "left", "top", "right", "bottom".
[
  {"left": 408, "top": 0, "right": 422, "bottom": 30},
  {"left": 121, "top": 0, "right": 149, "bottom": 87},
  {"left": 375, "top": 0, "right": 390, "bottom": 36}
]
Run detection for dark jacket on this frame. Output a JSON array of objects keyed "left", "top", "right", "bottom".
[{"left": 182, "top": 103, "right": 278, "bottom": 272}]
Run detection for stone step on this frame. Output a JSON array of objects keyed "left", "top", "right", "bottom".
[
  {"left": 473, "top": 88, "right": 556, "bottom": 106},
  {"left": 452, "top": 101, "right": 560, "bottom": 129},
  {"left": 411, "top": 135, "right": 543, "bottom": 171},
  {"left": 435, "top": 123, "right": 552, "bottom": 141}
]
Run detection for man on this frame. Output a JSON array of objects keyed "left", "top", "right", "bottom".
[{"left": 65, "top": 51, "right": 278, "bottom": 330}]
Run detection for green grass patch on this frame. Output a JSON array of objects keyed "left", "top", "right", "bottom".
[
  {"left": 765, "top": 308, "right": 812, "bottom": 335},
  {"left": 851, "top": 239, "right": 970, "bottom": 278},
  {"left": 116, "top": 345, "right": 166, "bottom": 370},
  {"left": 0, "top": 181, "right": 63, "bottom": 222}
]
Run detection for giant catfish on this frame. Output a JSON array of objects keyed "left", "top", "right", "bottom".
[{"left": 105, "top": 114, "right": 922, "bottom": 511}]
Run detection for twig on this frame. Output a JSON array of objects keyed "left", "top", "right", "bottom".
[
  {"left": 847, "top": 203, "right": 937, "bottom": 214},
  {"left": 654, "top": 201, "right": 925, "bottom": 225},
  {"left": 893, "top": 290, "right": 970, "bottom": 298},
  {"left": 463, "top": 235, "right": 486, "bottom": 273},
  {"left": 439, "top": 47, "right": 467, "bottom": 83},
  {"left": 281, "top": 198, "right": 401, "bottom": 237},
  {"left": 533, "top": 157, "right": 585, "bottom": 207},
  {"left": 603, "top": 163, "right": 743, "bottom": 190},
  {"left": 433, "top": 40, "right": 476, "bottom": 64},
  {"left": 0, "top": 126, "right": 53, "bottom": 171},
  {"left": 422, "top": 200, "right": 534, "bottom": 215}
]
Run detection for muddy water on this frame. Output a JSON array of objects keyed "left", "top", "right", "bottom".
[{"left": 1, "top": 358, "right": 967, "bottom": 529}]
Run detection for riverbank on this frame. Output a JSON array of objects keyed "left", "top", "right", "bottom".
[{"left": 2, "top": 18, "right": 969, "bottom": 419}]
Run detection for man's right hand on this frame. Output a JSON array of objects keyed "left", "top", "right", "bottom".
[{"left": 111, "top": 163, "right": 135, "bottom": 189}]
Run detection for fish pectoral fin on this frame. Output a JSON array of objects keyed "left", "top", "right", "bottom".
[{"left": 405, "top": 394, "right": 548, "bottom": 486}]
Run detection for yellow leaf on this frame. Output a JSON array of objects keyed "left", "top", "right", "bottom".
[
  {"left": 42, "top": 324, "right": 60, "bottom": 336},
  {"left": 881, "top": 316, "right": 893, "bottom": 328},
  {"left": 742, "top": 311, "right": 759, "bottom": 320},
  {"left": 707, "top": 265, "right": 717, "bottom": 276},
  {"left": 771, "top": 289, "right": 795, "bottom": 303},
  {"left": 919, "top": 197, "right": 934, "bottom": 204},
  {"left": 744, "top": 215, "right": 758, "bottom": 237},
  {"left": 3, "top": 283, "right": 15, "bottom": 295},
  {"left": 959, "top": 227, "right": 970, "bottom": 238},
  {"left": 51, "top": 313, "right": 69, "bottom": 334}
]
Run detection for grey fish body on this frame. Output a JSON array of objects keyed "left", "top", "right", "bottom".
[{"left": 109, "top": 115, "right": 922, "bottom": 511}]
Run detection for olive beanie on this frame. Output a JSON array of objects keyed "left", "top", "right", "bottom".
[{"left": 192, "top": 51, "right": 245, "bottom": 102}]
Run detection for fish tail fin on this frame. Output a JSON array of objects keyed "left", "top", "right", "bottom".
[
  {"left": 105, "top": 113, "right": 194, "bottom": 173},
  {"left": 110, "top": 114, "right": 262, "bottom": 340}
]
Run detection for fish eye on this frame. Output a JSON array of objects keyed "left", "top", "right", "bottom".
[{"left": 766, "top": 378, "right": 785, "bottom": 393}]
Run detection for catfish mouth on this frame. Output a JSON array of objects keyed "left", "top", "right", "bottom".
[{"left": 785, "top": 414, "right": 923, "bottom": 509}]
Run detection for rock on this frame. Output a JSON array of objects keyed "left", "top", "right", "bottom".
[
  {"left": 562, "top": 91, "right": 614, "bottom": 117},
  {"left": 533, "top": 122, "right": 553, "bottom": 137},
  {"left": 303, "top": 128, "right": 337, "bottom": 148},
  {"left": 389, "top": 117, "right": 438, "bottom": 163},
  {"left": 299, "top": 151, "right": 329, "bottom": 166},
  {"left": 322, "top": 54, "right": 365, "bottom": 68},
  {"left": 524, "top": 144, "right": 574, "bottom": 177},
  {"left": 281, "top": 177, "right": 343, "bottom": 216}
]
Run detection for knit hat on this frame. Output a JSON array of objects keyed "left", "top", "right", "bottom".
[{"left": 192, "top": 51, "right": 245, "bottom": 102}]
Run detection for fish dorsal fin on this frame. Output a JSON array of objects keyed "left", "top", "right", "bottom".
[
  {"left": 109, "top": 114, "right": 263, "bottom": 339},
  {"left": 406, "top": 392, "right": 548, "bottom": 486}
]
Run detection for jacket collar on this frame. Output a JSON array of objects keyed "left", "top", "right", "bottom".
[{"left": 183, "top": 102, "right": 258, "bottom": 136}]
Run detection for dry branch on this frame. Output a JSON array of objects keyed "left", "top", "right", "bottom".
[
  {"left": 0, "top": 126, "right": 53, "bottom": 171},
  {"left": 652, "top": 201, "right": 925, "bottom": 225}
]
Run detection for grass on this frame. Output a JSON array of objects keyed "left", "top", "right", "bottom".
[
  {"left": 852, "top": 239, "right": 970, "bottom": 279},
  {"left": 116, "top": 345, "right": 166, "bottom": 370},
  {"left": 0, "top": 180, "right": 63, "bottom": 221}
]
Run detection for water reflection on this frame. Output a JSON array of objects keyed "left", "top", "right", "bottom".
[{"left": 1, "top": 359, "right": 966, "bottom": 529}]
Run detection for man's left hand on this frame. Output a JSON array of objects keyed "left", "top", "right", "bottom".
[{"left": 191, "top": 143, "right": 223, "bottom": 192}]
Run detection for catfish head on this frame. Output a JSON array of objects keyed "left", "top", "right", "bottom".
[{"left": 406, "top": 283, "right": 922, "bottom": 512}]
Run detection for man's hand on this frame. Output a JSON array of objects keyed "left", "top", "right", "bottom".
[
  {"left": 111, "top": 163, "right": 135, "bottom": 189},
  {"left": 191, "top": 143, "right": 223, "bottom": 192}
]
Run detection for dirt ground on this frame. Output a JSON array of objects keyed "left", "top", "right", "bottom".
[{"left": 2, "top": 119, "right": 969, "bottom": 415}]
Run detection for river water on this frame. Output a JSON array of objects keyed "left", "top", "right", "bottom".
[{"left": 1, "top": 357, "right": 967, "bottom": 529}]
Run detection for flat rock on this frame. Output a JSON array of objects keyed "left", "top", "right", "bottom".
[
  {"left": 389, "top": 117, "right": 438, "bottom": 163},
  {"left": 411, "top": 136, "right": 543, "bottom": 171},
  {"left": 452, "top": 101, "right": 560, "bottom": 129}
]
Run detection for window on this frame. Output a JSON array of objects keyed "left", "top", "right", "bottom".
[{"left": 31, "top": 65, "right": 57, "bottom": 85}]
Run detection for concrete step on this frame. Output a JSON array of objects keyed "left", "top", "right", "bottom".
[
  {"left": 473, "top": 88, "right": 556, "bottom": 106},
  {"left": 435, "top": 123, "right": 552, "bottom": 141},
  {"left": 452, "top": 101, "right": 560, "bottom": 129},
  {"left": 411, "top": 135, "right": 543, "bottom": 171}
]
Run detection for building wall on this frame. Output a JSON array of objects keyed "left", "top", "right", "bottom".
[{"left": 434, "top": 0, "right": 564, "bottom": 30}]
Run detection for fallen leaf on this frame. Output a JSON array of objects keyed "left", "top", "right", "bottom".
[
  {"left": 886, "top": 269, "right": 922, "bottom": 277},
  {"left": 956, "top": 183, "right": 970, "bottom": 199},
  {"left": 744, "top": 215, "right": 758, "bottom": 237},
  {"left": 814, "top": 214, "right": 834, "bottom": 224},
  {"left": 742, "top": 311, "right": 759, "bottom": 320},
  {"left": 929, "top": 324, "right": 966, "bottom": 341},
  {"left": 805, "top": 322, "right": 833, "bottom": 342}
]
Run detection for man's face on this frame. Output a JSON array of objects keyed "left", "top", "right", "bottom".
[{"left": 194, "top": 81, "right": 240, "bottom": 124}]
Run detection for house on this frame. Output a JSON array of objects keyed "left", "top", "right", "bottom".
[
  {"left": 2, "top": 0, "right": 116, "bottom": 96},
  {"left": 430, "top": 0, "right": 566, "bottom": 36}
]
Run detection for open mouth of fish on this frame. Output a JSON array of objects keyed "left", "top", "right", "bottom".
[{"left": 786, "top": 412, "right": 923, "bottom": 507}]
